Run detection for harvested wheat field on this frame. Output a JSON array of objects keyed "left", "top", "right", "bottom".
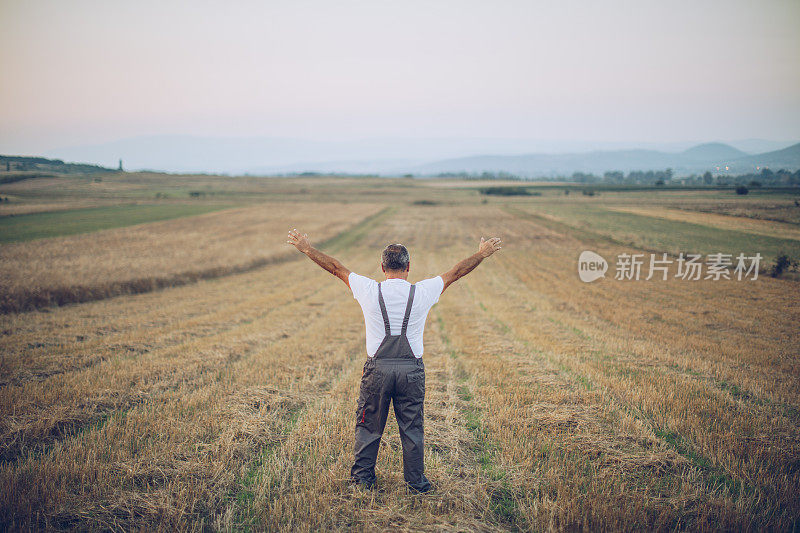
[{"left": 1, "top": 175, "right": 799, "bottom": 531}]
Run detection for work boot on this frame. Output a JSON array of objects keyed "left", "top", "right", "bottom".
[
  {"left": 349, "top": 476, "right": 376, "bottom": 491},
  {"left": 407, "top": 479, "right": 435, "bottom": 494}
]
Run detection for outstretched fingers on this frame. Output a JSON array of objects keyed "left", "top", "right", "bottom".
[
  {"left": 287, "top": 228, "right": 311, "bottom": 252},
  {"left": 478, "top": 236, "right": 502, "bottom": 257},
  {"left": 287, "top": 228, "right": 301, "bottom": 245}
]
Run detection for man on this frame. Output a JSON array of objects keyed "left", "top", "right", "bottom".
[{"left": 286, "top": 229, "right": 502, "bottom": 493}]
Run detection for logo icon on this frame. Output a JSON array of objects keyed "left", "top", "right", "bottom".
[{"left": 578, "top": 251, "right": 607, "bottom": 282}]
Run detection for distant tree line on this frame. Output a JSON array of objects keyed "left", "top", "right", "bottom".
[
  {"left": 434, "top": 171, "right": 525, "bottom": 181},
  {"left": 596, "top": 168, "right": 800, "bottom": 187},
  {"left": 433, "top": 167, "right": 800, "bottom": 187},
  {"left": 480, "top": 186, "right": 541, "bottom": 196},
  {"left": 596, "top": 169, "right": 673, "bottom": 185}
]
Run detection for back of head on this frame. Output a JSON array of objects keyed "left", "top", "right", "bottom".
[{"left": 382, "top": 243, "right": 410, "bottom": 272}]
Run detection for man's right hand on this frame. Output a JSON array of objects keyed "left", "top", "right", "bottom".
[{"left": 478, "top": 237, "right": 502, "bottom": 258}]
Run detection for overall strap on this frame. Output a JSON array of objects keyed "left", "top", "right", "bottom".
[
  {"left": 377, "top": 282, "right": 391, "bottom": 336},
  {"left": 401, "top": 284, "right": 416, "bottom": 335}
]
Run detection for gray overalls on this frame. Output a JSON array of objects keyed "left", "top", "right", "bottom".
[{"left": 350, "top": 282, "right": 432, "bottom": 492}]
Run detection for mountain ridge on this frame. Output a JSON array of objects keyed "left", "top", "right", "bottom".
[{"left": 405, "top": 142, "right": 800, "bottom": 177}]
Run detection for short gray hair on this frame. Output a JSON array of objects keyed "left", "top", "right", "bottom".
[{"left": 381, "top": 243, "right": 409, "bottom": 271}]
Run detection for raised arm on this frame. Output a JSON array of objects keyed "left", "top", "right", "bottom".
[
  {"left": 287, "top": 228, "right": 351, "bottom": 287},
  {"left": 440, "top": 237, "right": 502, "bottom": 293}
]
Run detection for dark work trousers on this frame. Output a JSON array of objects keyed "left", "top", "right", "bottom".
[{"left": 350, "top": 283, "right": 432, "bottom": 492}]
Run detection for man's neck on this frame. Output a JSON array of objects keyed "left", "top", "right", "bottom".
[{"left": 384, "top": 272, "right": 409, "bottom": 280}]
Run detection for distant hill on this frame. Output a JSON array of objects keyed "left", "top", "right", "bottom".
[
  {"left": 408, "top": 149, "right": 674, "bottom": 176},
  {"left": 681, "top": 142, "right": 747, "bottom": 161},
  {"left": 728, "top": 142, "right": 800, "bottom": 172},
  {"left": 408, "top": 142, "right": 800, "bottom": 177},
  {"left": 726, "top": 139, "right": 796, "bottom": 153},
  {"left": 0, "top": 155, "right": 111, "bottom": 177}
]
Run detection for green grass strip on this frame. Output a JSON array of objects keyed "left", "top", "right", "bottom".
[{"left": 0, "top": 203, "right": 234, "bottom": 243}]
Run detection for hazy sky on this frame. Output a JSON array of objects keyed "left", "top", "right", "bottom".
[{"left": 1, "top": 0, "right": 798, "bottom": 154}]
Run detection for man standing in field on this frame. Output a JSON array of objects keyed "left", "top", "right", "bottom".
[{"left": 286, "top": 229, "right": 502, "bottom": 493}]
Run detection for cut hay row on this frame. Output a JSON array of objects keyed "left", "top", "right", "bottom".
[{"left": 0, "top": 257, "right": 338, "bottom": 386}]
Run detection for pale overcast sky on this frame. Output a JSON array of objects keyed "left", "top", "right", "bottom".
[{"left": 1, "top": 0, "right": 798, "bottom": 154}]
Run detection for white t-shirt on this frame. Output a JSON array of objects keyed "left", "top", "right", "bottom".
[{"left": 349, "top": 273, "right": 444, "bottom": 358}]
